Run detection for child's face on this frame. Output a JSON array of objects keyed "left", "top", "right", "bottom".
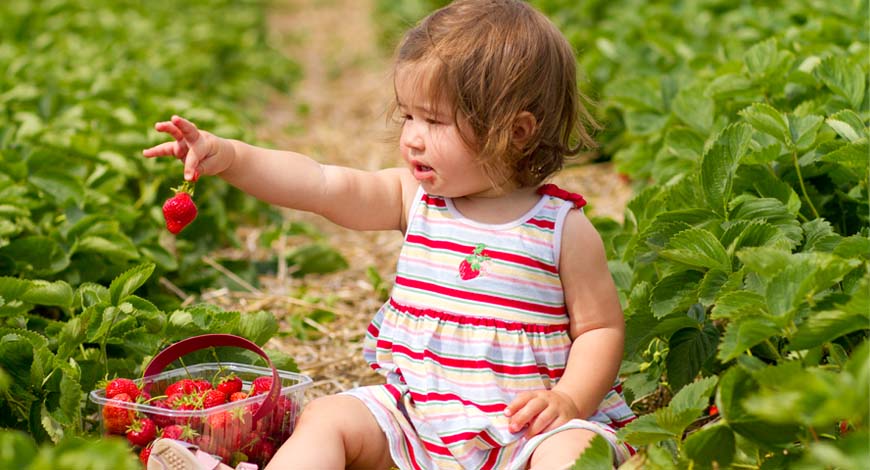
[{"left": 395, "top": 65, "right": 495, "bottom": 199}]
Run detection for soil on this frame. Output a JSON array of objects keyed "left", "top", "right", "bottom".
[{"left": 207, "top": 0, "right": 632, "bottom": 401}]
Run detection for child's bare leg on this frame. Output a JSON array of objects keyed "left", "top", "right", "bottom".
[
  {"left": 528, "top": 428, "right": 598, "bottom": 470},
  {"left": 265, "top": 394, "right": 392, "bottom": 470}
]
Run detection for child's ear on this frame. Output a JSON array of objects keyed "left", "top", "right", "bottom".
[{"left": 512, "top": 111, "right": 537, "bottom": 148}]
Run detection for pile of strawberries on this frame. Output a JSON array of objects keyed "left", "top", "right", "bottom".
[{"left": 101, "top": 374, "right": 298, "bottom": 467}]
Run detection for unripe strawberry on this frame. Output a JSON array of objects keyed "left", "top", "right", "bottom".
[{"left": 162, "top": 181, "right": 197, "bottom": 234}]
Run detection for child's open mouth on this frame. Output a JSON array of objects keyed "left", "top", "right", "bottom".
[{"left": 413, "top": 163, "right": 434, "bottom": 181}]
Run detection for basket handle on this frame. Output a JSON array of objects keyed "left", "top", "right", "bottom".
[{"left": 142, "top": 333, "right": 281, "bottom": 424}]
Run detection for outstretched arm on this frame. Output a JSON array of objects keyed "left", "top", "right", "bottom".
[
  {"left": 505, "top": 209, "right": 624, "bottom": 436},
  {"left": 143, "top": 115, "right": 419, "bottom": 232}
]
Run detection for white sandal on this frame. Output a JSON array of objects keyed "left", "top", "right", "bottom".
[{"left": 147, "top": 438, "right": 258, "bottom": 470}]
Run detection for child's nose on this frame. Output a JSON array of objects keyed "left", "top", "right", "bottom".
[{"left": 401, "top": 121, "right": 425, "bottom": 151}]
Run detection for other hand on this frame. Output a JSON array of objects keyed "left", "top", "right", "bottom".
[
  {"left": 504, "top": 389, "right": 580, "bottom": 438},
  {"left": 142, "top": 115, "right": 234, "bottom": 181}
]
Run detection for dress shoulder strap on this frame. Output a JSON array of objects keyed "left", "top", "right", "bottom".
[{"left": 536, "top": 183, "right": 587, "bottom": 209}]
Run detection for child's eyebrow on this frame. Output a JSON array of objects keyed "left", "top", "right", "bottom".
[{"left": 397, "top": 101, "right": 440, "bottom": 116}]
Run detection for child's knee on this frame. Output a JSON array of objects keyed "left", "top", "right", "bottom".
[{"left": 529, "top": 428, "right": 599, "bottom": 470}]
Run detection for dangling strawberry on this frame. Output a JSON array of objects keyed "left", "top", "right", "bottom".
[
  {"left": 162, "top": 180, "right": 197, "bottom": 234},
  {"left": 459, "top": 244, "right": 490, "bottom": 280}
]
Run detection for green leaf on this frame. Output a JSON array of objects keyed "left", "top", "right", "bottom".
[
  {"left": 683, "top": 424, "right": 736, "bottom": 470},
  {"left": 286, "top": 242, "right": 349, "bottom": 277},
  {"left": 815, "top": 56, "right": 866, "bottom": 109},
  {"left": 744, "top": 359, "right": 868, "bottom": 428},
  {"left": 799, "top": 430, "right": 870, "bottom": 470},
  {"left": 672, "top": 84, "right": 714, "bottom": 133},
  {"left": 663, "top": 128, "right": 705, "bottom": 163},
  {"left": 766, "top": 253, "right": 860, "bottom": 318},
  {"left": 826, "top": 110, "right": 867, "bottom": 143},
  {"left": 0, "top": 429, "right": 38, "bottom": 469},
  {"left": 700, "top": 123, "right": 752, "bottom": 213},
  {"left": 669, "top": 375, "right": 718, "bottom": 415},
  {"left": 237, "top": 310, "right": 278, "bottom": 346},
  {"left": 790, "top": 275, "right": 870, "bottom": 349},
  {"left": 76, "top": 234, "right": 140, "bottom": 262},
  {"left": 717, "top": 317, "right": 780, "bottom": 362},
  {"left": 650, "top": 271, "right": 703, "bottom": 319},
  {"left": 617, "top": 413, "right": 676, "bottom": 446},
  {"left": 705, "top": 73, "right": 755, "bottom": 99},
  {"left": 666, "top": 325, "right": 719, "bottom": 392},
  {"left": 659, "top": 228, "right": 731, "bottom": 272},
  {"left": 20, "top": 280, "right": 73, "bottom": 309},
  {"left": 739, "top": 103, "right": 789, "bottom": 144},
  {"left": 743, "top": 38, "right": 794, "bottom": 81},
  {"left": 716, "top": 366, "right": 801, "bottom": 446},
  {"left": 698, "top": 269, "right": 730, "bottom": 306},
  {"left": 571, "top": 434, "right": 613, "bottom": 470},
  {"left": 711, "top": 291, "right": 768, "bottom": 320},
  {"left": 108, "top": 263, "right": 155, "bottom": 306},
  {"left": 821, "top": 141, "right": 869, "bottom": 170},
  {"left": 729, "top": 197, "right": 802, "bottom": 245},
  {"left": 0, "top": 236, "right": 70, "bottom": 276},
  {"left": 29, "top": 170, "right": 85, "bottom": 206},
  {"left": 787, "top": 114, "right": 824, "bottom": 150}
]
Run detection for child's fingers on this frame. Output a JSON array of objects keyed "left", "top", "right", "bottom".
[
  {"left": 507, "top": 397, "right": 547, "bottom": 433},
  {"left": 154, "top": 121, "right": 185, "bottom": 142},
  {"left": 525, "top": 408, "right": 556, "bottom": 437},
  {"left": 505, "top": 391, "right": 534, "bottom": 416},
  {"left": 170, "top": 115, "right": 210, "bottom": 181},
  {"left": 142, "top": 141, "right": 184, "bottom": 158}
]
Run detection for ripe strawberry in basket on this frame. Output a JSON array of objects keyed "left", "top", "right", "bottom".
[
  {"left": 126, "top": 417, "right": 157, "bottom": 447},
  {"left": 148, "top": 399, "right": 175, "bottom": 428},
  {"left": 103, "top": 392, "right": 135, "bottom": 435},
  {"left": 201, "top": 389, "right": 228, "bottom": 408},
  {"left": 161, "top": 423, "right": 199, "bottom": 442},
  {"left": 165, "top": 378, "right": 198, "bottom": 396},
  {"left": 217, "top": 374, "right": 243, "bottom": 395},
  {"left": 251, "top": 377, "right": 273, "bottom": 395},
  {"left": 193, "top": 379, "right": 213, "bottom": 393},
  {"left": 106, "top": 378, "right": 141, "bottom": 400}
]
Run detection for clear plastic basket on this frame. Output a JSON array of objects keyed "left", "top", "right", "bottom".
[{"left": 89, "top": 334, "right": 312, "bottom": 467}]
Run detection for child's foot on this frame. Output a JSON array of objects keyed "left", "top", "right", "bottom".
[{"left": 147, "top": 438, "right": 258, "bottom": 470}]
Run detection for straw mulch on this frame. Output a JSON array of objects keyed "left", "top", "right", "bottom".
[{"left": 195, "top": 0, "right": 632, "bottom": 402}]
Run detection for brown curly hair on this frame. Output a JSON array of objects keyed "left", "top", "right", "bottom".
[{"left": 391, "top": 0, "right": 599, "bottom": 189}]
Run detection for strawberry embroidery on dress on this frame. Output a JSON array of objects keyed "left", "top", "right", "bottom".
[
  {"left": 537, "top": 183, "right": 587, "bottom": 208},
  {"left": 458, "top": 244, "right": 490, "bottom": 280}
]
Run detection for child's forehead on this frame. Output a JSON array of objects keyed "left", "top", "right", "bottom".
[{"left": 394, "top": 61, "right": 451, "bottom": 112}]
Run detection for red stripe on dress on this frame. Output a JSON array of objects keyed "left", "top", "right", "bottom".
[
  {"left": 405, "top": 234, "right": 558, "bottom": 275},
  {"left": 395, "top": 276, "right": 566, "bottom": 316},
  {"left": 410, "top": 390, "right": 507, "bottom": 414},
  {"left": 611, "top": 416, "right": 637, "bottom": 429},
  {"left": 421, "top": 193, "right": 447, "bottom": 207},
  {"left": 526, "top": 217, "right": 555, "bottom": 230},
  {"left": 379, "top": 340, "right": 564, "bottom": 380},
  {"left": 389, "top": 298, "right": 569, "bottom": 334},
  {"left": 482, "top": 447, "right": 500, "bottom": 470},
  {"left": 422, "top": 440, "right": 452, "bottom": 456}
]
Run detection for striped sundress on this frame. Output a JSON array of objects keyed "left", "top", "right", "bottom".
[{"left": 344, "top": 184, "right": 636, "bottom": 469}]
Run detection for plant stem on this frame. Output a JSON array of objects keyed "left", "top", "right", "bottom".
[{"left": 791, "top": 150, "right": 819, "bottom": 219}]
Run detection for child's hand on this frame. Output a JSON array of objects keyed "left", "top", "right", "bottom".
[
  {"left": 142, "top": 115, "right": 234, "bottom": 181},
  {"left": 504, "top": 389, "right": 580, "bottom": 438}
]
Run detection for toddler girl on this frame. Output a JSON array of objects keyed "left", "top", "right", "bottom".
[{"left": 143, "top": 1, "right": 635, "bottom": 469}]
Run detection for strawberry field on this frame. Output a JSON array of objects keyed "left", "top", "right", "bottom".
[{"left": 3, "top": 0, "right": 869, "bottom": 468}]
